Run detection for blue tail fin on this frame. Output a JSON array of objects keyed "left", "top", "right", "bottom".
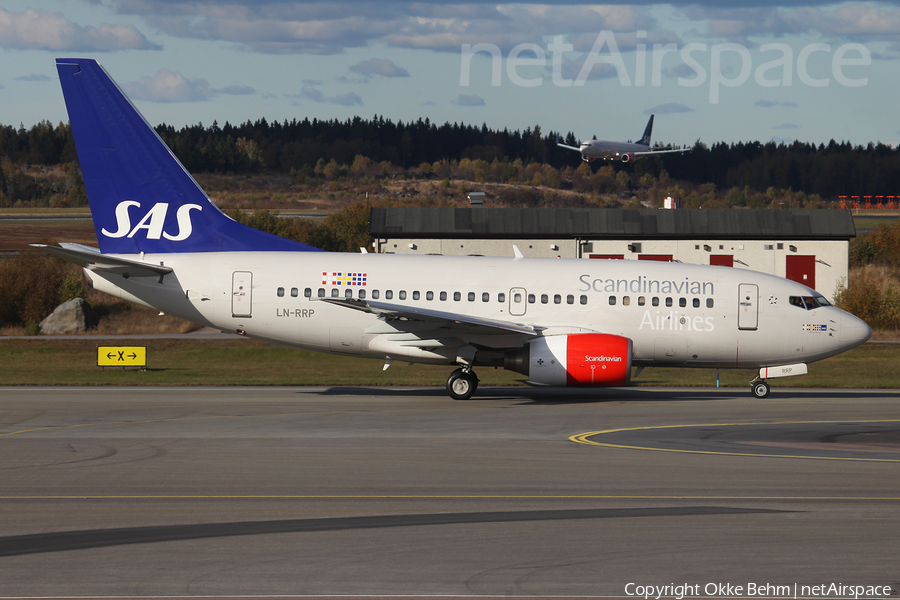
[
  {"left": 56, "top": 58, "right": 322, "bottom": 254},
  {"left": 638, "top": 114, "right": 654, "bottom": 146}
]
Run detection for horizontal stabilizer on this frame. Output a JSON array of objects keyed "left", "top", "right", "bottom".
[{"left": 33, "top": 244, "right": 173, "bottom": 278}]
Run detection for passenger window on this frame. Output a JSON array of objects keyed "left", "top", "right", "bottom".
[
  {"left": 277, "top": 287, "right": 284, "bottom": 297},
  {"left": 706, "top": 298, "right": 714, "bottom": 308},
  {"left": 359, "top": 289, "right": 366, "bottom": 299},
  {"left": 372, "top": 290, "right": 380, "bottom": 299},
  {"left": 541, "top": 294, "right": 548, "bottom": 304},
  {"left": 554, "top": 294, "right": 561, "bottom": 304},
  {"left": 528, "top": 294, "right": 535, "bottom": 303},
  {"left": 665, "top": 297, "right": 673, "bottom": 307},
  {"left": 482, "top": 292, "right": 490, "bottom": 302},
  {"left": 399, "top": 291, "right": 407, "bottom": 300},
  {"left": 623, "top": 296, "right": 630, "bottom": 306},
  {"left": 424, "top": 291, "right": 433, "bottom": 301},
  {"left": 693, "top": 298, "right": 700, "bottom": 308},
  {"left": 345, "top": 289, "right": 352, "bottom": 298},
  {"left": 679, "top": 298, "right": 686, "bottom": 308},
  {"left": 386, "top": 290, "right": 393, "bottom": 300},
  {"left": 498, "top": 293, "right": 506, "bottom": 303},
  {"left": 638, "top": 296, "right": 645, "bottom": 306},
  {"left": 609, "top": 296, "right": 616, "bottom": 306},
  {"left": 291, "top": 287, "right": 298, "bottom": 297},
  {"left": 468, "top": 292, "right": 475, "bottom": 302},
  {"left": 566, "top": 294, "right": 574, "bottom": 305},
  {"left": 651, "top": 297, "right": 659, "bottom": 307},
  {"left": 453, "top": 292, "right": 461, "bottom": 301},
  {"left": 304, "top": 288, "right": 312, "bottom": 298},
  {"left": 413, "top": 291, "right": 420, "bottom": 300},
  {"left": 580, "top": 295, "right": 588, "bottom": 305},
  {"left": 318, "top": 288, "right": 325, "bottom": 298},
  {"left": 513, "top": 293, "right": 522, "bottom": 303},
  {"left": 331, "top": 289, "right": 339, "bottom": 298},
  {"left": 439, "top": 291, "right": 446, "bottom": 301}
]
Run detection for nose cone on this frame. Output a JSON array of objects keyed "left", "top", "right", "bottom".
[{"left": 840, "top": 311, "right": 872, "bottom": 349}]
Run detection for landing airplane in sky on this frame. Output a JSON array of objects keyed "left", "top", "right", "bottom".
[
  {"left": 558, "top": 115, "right": 691, "bottom": 163},
  {"left": 39, "top": 58, "right": 870, "bottom": 400}
]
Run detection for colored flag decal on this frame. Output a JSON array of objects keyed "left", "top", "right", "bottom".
[
  {"left": 802, "top": 324, "right": 827, "bottom": 332},
  {"left": 323, "top": 271, "right": 367, "bottom": 286}
]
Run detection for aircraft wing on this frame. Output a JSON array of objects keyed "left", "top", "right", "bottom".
[
  {"left": 632, "top": 146, "right": 693, "bottom": 156},
  {"left": 319, "top": 297, "right": 543, "bottom": 336},
  {"left": 556, "top": 137, "right": 581, "bottom": 152},
  {"left": 32, "top": 243, "right": 173, "bottom": 278}
]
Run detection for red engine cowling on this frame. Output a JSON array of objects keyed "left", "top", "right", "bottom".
[
  {"left": 505, "top": 334, "right": 633, "bottom": 387},
  {"left": 620, "top": 153, "right": 635, "bottom": 164}
]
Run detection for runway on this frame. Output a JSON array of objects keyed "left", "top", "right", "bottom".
[{"left": 1, "top": 385, "right": 898, "bottom": 598}]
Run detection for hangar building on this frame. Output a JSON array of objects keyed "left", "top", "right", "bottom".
[{"left": 369, "top": 207, "right": 856, "bottom": 302}]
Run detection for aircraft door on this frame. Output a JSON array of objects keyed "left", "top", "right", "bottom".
[
  {"left": 738, "top": 283, "right": 758, "bottom": 330},
  {"left": 509, "top": 287, "right": 527, "bottom": 316},
  {"left": 232, "top": 271, "right": 252, "bottom": 318}
]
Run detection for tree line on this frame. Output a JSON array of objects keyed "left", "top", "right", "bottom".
[{"left": 2, "top": 117, "right": 900, "bottom": 202}]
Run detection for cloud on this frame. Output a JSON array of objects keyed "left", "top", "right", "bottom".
[
  {"left": 644, "top": 103, "right": 693, "bottom": 114},
  {"left": 683, "top": 4, "right": 900, "bottom": 44},
  {"left": 215, "top": 85, "right": 256, "bottom": 95},
  {"left": 773, "top": 123, "right": 800, "bottom": 129},
  {"left": 13, "top": 74, "right": 52, "bottom": 82},
  {"left": 77, "top": 0, "right": 900, "bottom": 60},
  {"left": 0, "top": 7, "right": 159, "bottom": 51},
  {"left": 124, "top": 69, "right": 212, "bottom": 102},
  {"left": 455, "top": 94, "right": 485, "bottom": 107},
  {"left": 107, "top": 1, "right": 664, "bottom": 55},
  {"left": 754, "top": 100, "right": 798, "bottom": 108},
  {"left": 330, "top": 92, "right": 364, "bottom": 106},
  {"left": 349, "top": 58, "right": 410, "bottom": 78},
  {"left": 293, "top": 83, "right": 363, "bottom": 106}
]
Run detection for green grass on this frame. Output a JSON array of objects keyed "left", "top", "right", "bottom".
[{"left": 1, "top": 338, "right": 897, "bottom": 389}]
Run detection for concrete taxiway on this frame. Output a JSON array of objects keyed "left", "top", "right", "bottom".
[{"left": 0, "top": 385, "right": 898, "bottom": 598}]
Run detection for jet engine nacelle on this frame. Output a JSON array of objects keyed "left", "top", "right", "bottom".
[
  {"left": 621, "top": 153, "right": 635, "bottom": 164},
  {"left": 505, "top": 333, "right": 633, "bottom": 387}
]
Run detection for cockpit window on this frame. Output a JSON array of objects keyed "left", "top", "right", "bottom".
[{"left": 789, "top": 295, "right": 830, "bottom": 310}]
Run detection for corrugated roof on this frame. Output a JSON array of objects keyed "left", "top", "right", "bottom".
[{"left": 369, "top": 208, "right": 856, "bottom": 240}]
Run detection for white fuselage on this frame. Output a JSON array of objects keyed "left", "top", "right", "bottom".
[
  {"left": 84, "top": 252, "right": 870, "bottom": 371},
  {"left": 580, "top": 140, "right": 648, "bottom": 161}
]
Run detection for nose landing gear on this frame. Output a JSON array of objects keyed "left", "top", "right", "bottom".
[
  {"left": 750, "top": 377, "right": 770, "bottom": 398},
  {"left": 447, "top": 368, "right": 479, "bottom": 400}
]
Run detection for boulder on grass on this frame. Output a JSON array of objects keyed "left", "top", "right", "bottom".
[{"left": 39, "top": 298, "right": 99, "bottom": 334}]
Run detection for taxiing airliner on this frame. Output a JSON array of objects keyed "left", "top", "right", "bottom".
[
  {"left": 38, "top": 59, "right": 870, "bottom": 400},
  {"left": 558, "top": 115, "right": 691, "bottom": 163}
]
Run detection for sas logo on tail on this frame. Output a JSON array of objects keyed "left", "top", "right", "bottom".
[{"left": 102, "top": 201, "right": 202, "bottom": 241}]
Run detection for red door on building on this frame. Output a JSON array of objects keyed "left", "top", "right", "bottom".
[
  {"left": 786, "top": 255, "right": 816, "bottom": 290},
  {"left": 589, "top": 254, "right": 625, "bottom": 259},
  {"left": 638, "top": 255, "right": 673, "bottom": 262},
  {"left": 710, "top": 255, "right": 733, "bottom": 267}
]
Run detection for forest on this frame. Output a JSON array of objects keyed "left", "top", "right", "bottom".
[{"left": 2, "top": 117, "right": 900, "bottom": 211}]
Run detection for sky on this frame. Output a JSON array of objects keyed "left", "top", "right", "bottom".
[{"left": 1, "top": 0, "right": 898, "bottom": 149}]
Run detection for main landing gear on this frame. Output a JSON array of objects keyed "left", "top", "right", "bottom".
[
  {"left": 446, "top": 368, "right": 479, "bottom": 400},
  {"left": 750, "top": 377, "right": 770, "bottom": 399}
]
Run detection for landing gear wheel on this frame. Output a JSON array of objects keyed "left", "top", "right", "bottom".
[
  {"left": 447, "top": 369, "right": 478, "bottom": 400},
  {"left": 751, "top": 380, "right": 770, "bottom": 399}
]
